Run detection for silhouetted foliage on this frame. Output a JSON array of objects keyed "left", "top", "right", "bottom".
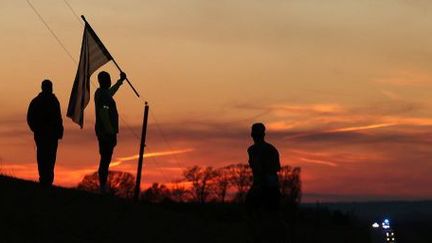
[
  {"left": 225, "top": 164, "right": 253, "bottom": 202},
  {"left": 2, "top": 174, "right": 378, "bottom": 243},
  {"left": 213, "top": 167, "right": 230, "bottom": 202},
  {"left": 169, "top": 182, "right": 192, "bottom": 203},
  {"left": 279, "top": 165, "right": 302, "bottom": 206},
  {"left": 77, "top": 171, "right": 135, "bottom": 198},
  {"left": 138, "top": 164, "right": 301, "bottom": 204},
  {"left": 141, "top": 183, "right": 171, "bottom": 203},
  {"left": 183, "top": 166, "right": 218, "bottom": 203}
]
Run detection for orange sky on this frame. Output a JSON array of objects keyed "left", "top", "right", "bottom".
[{"left": 1, "top": 0, "right": 432, "bottom": 201}]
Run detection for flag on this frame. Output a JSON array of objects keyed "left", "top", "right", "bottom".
[{"left": 67, "top": 23, "right": 112, "bottom": 128}]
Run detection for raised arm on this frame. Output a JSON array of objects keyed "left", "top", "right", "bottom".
[{"left": 109, "top": 72, "right": 126, "bottom": 96}]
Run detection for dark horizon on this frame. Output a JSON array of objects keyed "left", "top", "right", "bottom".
[{"left": 2, "top": 0, "right": 432, "bottom": 202}]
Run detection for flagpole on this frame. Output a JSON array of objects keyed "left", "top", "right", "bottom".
[
  {"left": 134, "top": 102, "right": 149, "bottom": 202},
  {"left": 81, "top": 15, "right": 140, "bottom": 98},
  {"left": 111, "top": 59, "right": 140, "bottom": 97}
]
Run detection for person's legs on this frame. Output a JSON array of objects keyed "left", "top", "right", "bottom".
[
  {"left": 97, "top": 135, "right": 116, "bottom": 192},
  {"left": 36, "top": 137, "right": 58, "bottom": 187},
  {"left": 267, "top": 186, "right": 281, "bottom": 211},
  {"left": 262, "top": 186, "right": 286, "bottom": 243},
  {"left": 246, "top": 184, "right": 264, "bottom": 243},
  {"left": 45, "top": 139, "right": 58, "bottom": 186},
  {"left": 35, "top": 137, "right": 49, "bottom": 186}
]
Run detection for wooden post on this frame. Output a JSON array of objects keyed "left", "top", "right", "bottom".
[{"left": 134, "top": 102, "right": 149, "bottom": 202}]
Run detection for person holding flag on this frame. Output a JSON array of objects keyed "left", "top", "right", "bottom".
[
  {"left": 95, "top": 71, "right": 126, "bottom": 193},
  {"left": 67, "top": 16, "right": 140, "bottom": 193},
  {"left": 67, "top": 16, "right": 139, "bottom": 128}
]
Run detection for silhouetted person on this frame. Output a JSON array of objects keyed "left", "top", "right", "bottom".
[
  {"left": 27, "top": 80, "right": 63, "bottom": 187},
  {"left": 246, "top": 123, "right": 284, "bottom": 243},
  {"left": 95, "top": 71, "right": 126, "bottom": 193},
  {"left": 247, "top": 123, "right": 281, "bottom": 210}
]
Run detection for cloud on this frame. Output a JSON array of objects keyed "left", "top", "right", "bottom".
[
  {"left": 382, "top": 117, "right": 432, "bottom": 126},
  {"left": 284, "top": 123, "right": 397, "bottom": 141},
  {"left": 381, "top": 90, "right": 402, "bottom": 101},
  {"left": 3, "top": 99, "right": 432, "bottom": 199},
  {"left": 298, "top": 157, "right": 338, "bottom": 167},
  {"left": 235, "top": 103, "right": 345, "bottom": 117},
  {"left": 375, "top": 69, "right": 432, "bottom": 86},
  {"left": 284, "top": 127, "right": 432, "bottom": 147},
  {"left": 110, "top": 148, "right": 195, "bottom": 167},
  {"left": 329, "top": 123, "right": 397, "bottom": 132}
]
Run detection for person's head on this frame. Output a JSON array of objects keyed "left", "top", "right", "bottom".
[
  {"left": 98, "top": 71, "right": 111, "bottom": 89},
  {"left": 41, "top": 79, "right": 53, "bottom": 93},
  {"left": 251, "top": 122, "right": 265, "bottom": 143}
]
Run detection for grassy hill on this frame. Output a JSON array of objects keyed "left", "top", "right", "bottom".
[
  {"left": 1, "top": 175, "right": 248, "bottom": 243},
  {"left": 0, "top": 175, "right": 397, "bottom": 243}
]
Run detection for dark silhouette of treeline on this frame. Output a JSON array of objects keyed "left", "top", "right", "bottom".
[
  {"left": 77, "top": 164, "right": 301, "bottom": 205},
  {"left": 1, "top": 174, "right": 375, "bottom": 243},
  {"left": 77, "top": 164, "right": 303, "bottom": 242}
]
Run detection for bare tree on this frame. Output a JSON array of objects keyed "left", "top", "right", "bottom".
[
  {"left": 141, "top": 183, "right": 171, "bottom": 202},
  {"left": 279, "top": 166, "right": 302, "bottom": 205},
  {"left": 225, "top": 164, "right": 252, "bottom": 202},
  {"left": 213, "top": 167, "right": 230, "bottom": 203},
  {"left": 279, "top": 165, "right": 302, "bottom": 240},
  {"left": 169, "top": 181, "right": 191, "bottom": 203},
  {"left": 77, "top": 171, "right": 135, "bottom": 199},
  {"left": 290, "top": 167, "right": 302, "bottom": 204},
  {"left": 279, "top": 165, "right": 293, "bottom": 198},
  {"left": 182, "top": 166, "right": 218, "bottom": 203}
]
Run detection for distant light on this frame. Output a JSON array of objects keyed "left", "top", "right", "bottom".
[
  {"left": 372, "top": 222, "right": 380, "bottom": 228},
  {"left": 384, "top": 219, "right": 390, "bottom": 224},
  {"left": 383, "top": 225, "right": 390, "bottom": 229}
]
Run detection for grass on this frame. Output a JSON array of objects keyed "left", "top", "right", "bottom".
[{"left": 0, "top": 175, "right": 375, "bottom": 243}]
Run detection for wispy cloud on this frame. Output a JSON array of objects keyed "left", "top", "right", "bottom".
[
  {"left": 298, "top": 157, "right": 338, "bottom": 167},
  {"left": 3, "top": 100, "right": 432, "bottom": 199},
  {"left": 381, "top": 90, "right": 402, "bottom": 101},
  {"left": 382, "top": 117, "right": 432, "bottom": 126},
  {"left": 285, "top": 123, "right": 397, "bottom": 140},
  {"left": 110, "top": 148, "right": 195, "bottom": 167},
  {"left": 235, "top": 103, "right": 344, "bottom": 116},
  {"left": 375, "top": 69, "right": 432, "bottom": 86},
  {"left": 329, "top": 123, "right": 397, "bottom": 133}
]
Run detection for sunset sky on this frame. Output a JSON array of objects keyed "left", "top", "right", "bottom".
[{"left": 1, "top": 0, "right": 432, "bottom": 202}]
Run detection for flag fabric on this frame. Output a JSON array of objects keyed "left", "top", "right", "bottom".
[{"left": 67, "top": 23, "right": 112, "bottom": 128}]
